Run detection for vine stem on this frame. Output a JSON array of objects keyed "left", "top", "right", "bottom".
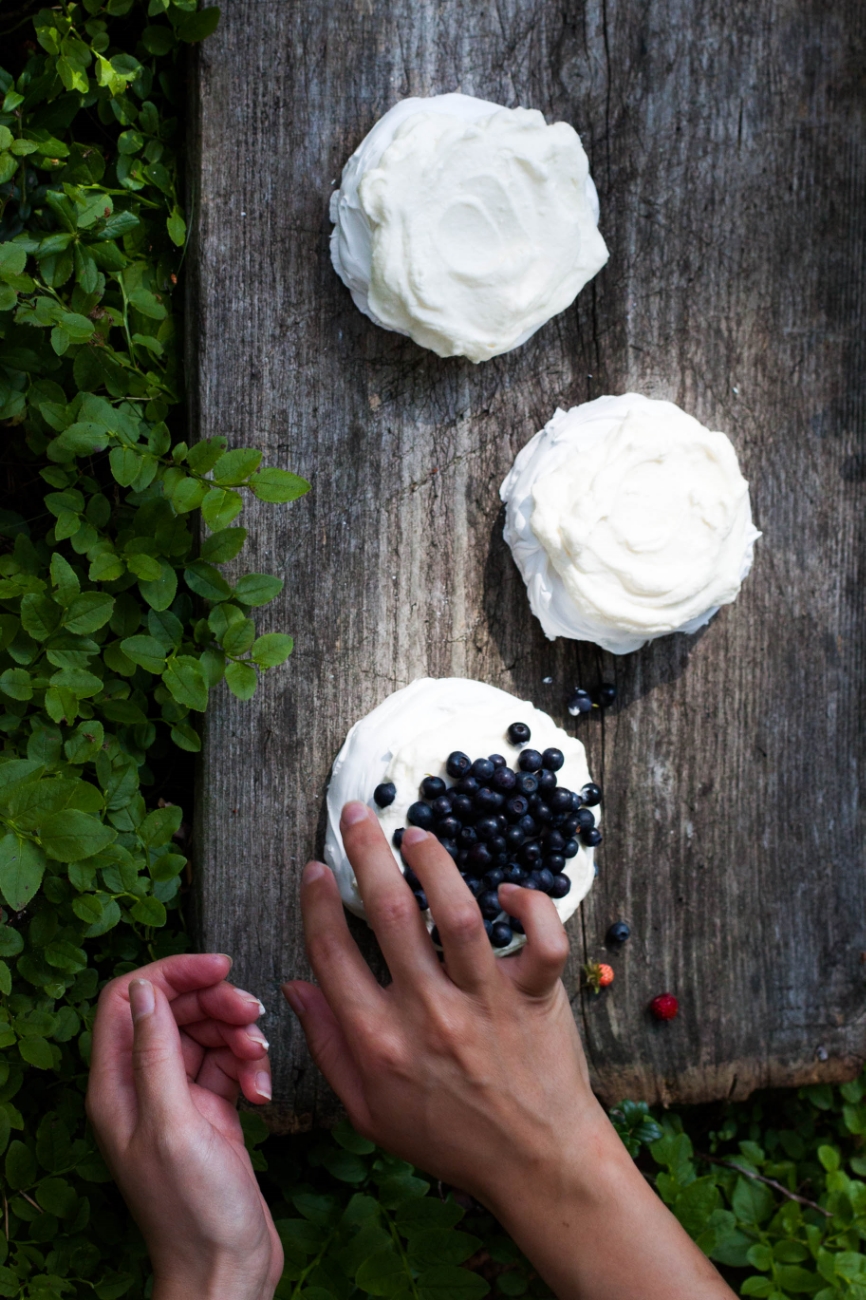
[{"left": 697, "top": 1152, "right": 832, "bottom": 1217}]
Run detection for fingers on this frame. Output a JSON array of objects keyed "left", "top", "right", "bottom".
[
  {"left": 400, "top": 828, "right": 495, "bottom": 994},
  {"left": 300, "top": 860, "right": 386, "bottom": 1031},
  {"left": 128, "top": 979, "right": 197, "bottom": 1132},
  {"left": 182, "top": 1018, "right": 269, "bottom": 1060},
  {"left": 283, "top": 981, "right": 369, "bottom": 1128},
  {"left": 195, "top": 1044, "right": 272, "bottom": 1106},
  {"left": 497, "top": 885, "right": 570, "bottom": 997},
  {"left": 171, "top": 982, "right": 266, "bottom": 1029}
]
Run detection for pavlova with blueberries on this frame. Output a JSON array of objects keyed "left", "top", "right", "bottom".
[{"left": 324, "top": 678, "right": 602, "bottom": 958}]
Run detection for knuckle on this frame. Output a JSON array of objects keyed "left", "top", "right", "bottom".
[
  {"left": 372, "top": 892, "right": 416, "bottom": 931},
  {"left": 444, "top": 904, "right": 484, "bottom": 945},
  {"left": 366, "top": 1032, "right": 410, "bottom": 1077}
]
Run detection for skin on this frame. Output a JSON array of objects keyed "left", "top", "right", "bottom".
[{"left": 87, "top": 801, "right": 736, "bottom": 1299}]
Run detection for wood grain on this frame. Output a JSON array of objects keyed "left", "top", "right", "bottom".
[{"left": 188, "top": 0, "right": 866, "bottom": 1127}]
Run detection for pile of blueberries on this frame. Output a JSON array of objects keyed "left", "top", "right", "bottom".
[{"left": 373, "top": 722, "right": 602, "bottom": 950}]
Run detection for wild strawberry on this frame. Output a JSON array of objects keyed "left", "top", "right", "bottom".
[
  {"left": 583, "top": 962, "right": 614, "bottom": 994},
  {"left": 650, "top": 993, "right": 679, "bottom": 1020}
]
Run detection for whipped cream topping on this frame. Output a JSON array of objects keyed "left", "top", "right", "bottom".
[
  {"left": 329, "top": 93, "right": 608, "bottom": 363},
  {"left": 500, "top": 394, "right": 761, "bottom": 654},
  {"left": 324, "top": 678, "right": 597, "bottom": 958}
]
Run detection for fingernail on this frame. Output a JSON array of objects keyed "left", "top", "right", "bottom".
[
  {"left": 498, "top": 883, "right": 519, "bottom": 899},
  {"left": 246, "top": 1027, "right": 270, "bottom": 1050},
  {"left": 255, "top": 1071, "right": 272, "bottom": 1101},
  {"left": 235, "top": 989, "right": 267, "bottom": 1017},
  {"left": 129, "top": 979, "right": 154, "bottom": 1020},
  {"left": 303, "top": 860, "right": 327, "bottom": 885},
  {"left": 218, "top": 953, "right": 233, "bottom": 969},
  {"left": 342, "top": 800, "right": 370, "bottom": 827},
  {"left": 402, "top": 826, "right": 427, "bottom": 847},
  {"left": 283, "top": 982, "right": 309, "bottom": 1016}
]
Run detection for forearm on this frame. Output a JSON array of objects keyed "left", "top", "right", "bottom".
[
  {"left": 153, "top": 1271, "right": 275, "bottom": 1300},
  {"left": 481, "top": 1110, "right": 735, "bottom": 1300}
]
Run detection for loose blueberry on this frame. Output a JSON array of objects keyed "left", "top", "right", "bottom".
[
  {"left": 438, "top": 838, "right": 458, "bottom": 859},
  {"left": 393, "top": 828, "right": 405, "bottom": 848},
  {"left": 538, "top": 769, "right": 558, "bottom": 793},
  {"left": 503, "top": 862, "right": 526, "bottom": 885},
  {"left": 523, "top": 872, "right": 542, "bottom": 891},
  {"left": 517, "top": 814, "right": 537, "bottom": 837},
  {"left": 374, "top": 782, "right": 396, "bottom": 808},
  {"left": 515, "top": 772, "right": 538, "bottom": 795},
  {"left": 431, "top": 794, "right": 453, "bottom": 819},
  {"left": 483, "top": 919, "right": 494, "bottom": 938},
  {"left": 452, "top": 793, "right": 474, "bottom": 820},
  {"left": 550, "top": 787, "right": 573, "bottom": 814},
  {"left": 403, "top": 866, "right": 420, "bottom": 889},
  {"left": 458, "top": 825, "right": 478, "bottom": 847},
  {"left": 545, "top": 853, "right": 566, "bottom": 874},
  {"left": 581, "top": 827, "right": 603, "bottom": 847},
  {"left": 563, "top": 838, "right": 579, "bottom": 858},
  {"left": 568, "top": 688, "right": 593, "bottom": 716},
  {"left": 437, "top": 816, "right": 461, "bottom": 840},
  {"left": 596, "top": 683, "right": 617, "bottom": 708},
  {"left": 519, "top": 840, "right": 542, "bottom": 866},
  {"left": 505, "top": 825, "right": 525, "bottom": 850},
  {"left": 507, "top": 722, "right": 531, "bottom": 745},
  {"left": 607, "top": 920, "right": 631, "bottom": 944},
  {"left": 563, "top": 814, "right": 581, "bottom": 836},
  {"left": 542, "top": 747, "right": 564, "bottom": 772},
  {"left": 506, "top": 795, "right": 529, "bottom": 820},
  {"left": 478, "top": 889, "right": 503, "bottom": 919},
  {"left": 456, "top": 775, "right": 479, "bottom": 795},
  {"left": 543, "top": 828, "right": 565, "bottom": 851},
  {"left": 581, "top": 782, "right": 602, "bottom": 807},
  {"left": 488, "top": 754, "right": 507, "bottom": 769},
  {"left": 463, "top": 876, "right": 482, "bottom": 897},
  {"left": 508, "top": 914, "right": 525, "bottom": 934},
  {"left": 490, "top": 922, "right": 513, "bottom": 948},
  {"left": 536, "top": 868, "right": 555, "bottom": 894},
  {"left": 491, "top": 766, "right": 517, "bottom": 792},
  {"left": 447, "top": 751, "right": 472, "bottom": 778},
  {"left": 550, "top": 873, "right": 572, "bottom": 899},
  {"left": 576, "top": 807, "right": 596, "bottom": 831},
  {"left": 456, "top": 849, "right": 469, "bottom": 867},
  {"left": 407, "top": 801, "right": 435, "bottom": 830},
  {"left": 414, "top": 890, "right": 428, "bottom": 910},
  {"left": 474, "top": 816, "right": 498, "bottom": 841},
  {"left": 490, "top": 836, "right": 507, "bottom": 857},
  {"left": 518, "top": 748, "right": 543, "bottom": 773},
  {"left": 431, "top": 925, "right": 441, "bottom": 946},
  {"left": 473, "top": 788, "right": 498, "bottom": 814},
  {"left": 489, "top": 790, "right": 505, "bottom": 810},
  {"left": 471, "top": 757, "right": 495, "bottom": 782},
  {"left": 484, "top": 867, "right": 505, "bottom": 889},
  {"left": 495, "top": 814, "right": 509, "bottom": 833},
  {"left": 467, "top": 842, "right": 493, "bottom": 870},
  {"left": 421, "top": 775, "right": 447, "bottom": 800},
  {"left": 531, "top": 800, "right": 552, "bottom": 823}
]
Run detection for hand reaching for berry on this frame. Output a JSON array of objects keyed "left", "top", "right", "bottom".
[
  {"left": 86, "top": 953, "right": 283, "bottom": 1300},
  {"left": 284, "top": 801, "right": 735, "bottom": 1300}
]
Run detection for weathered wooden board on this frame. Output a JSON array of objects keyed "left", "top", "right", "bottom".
[{"left": 189, "top": 0, "right": 866, "bottom": 1127}]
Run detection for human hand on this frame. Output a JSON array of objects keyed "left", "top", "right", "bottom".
[
  {"left": 284, "top": 802, "right": 735, "bottom": 1300},
  {"left": 87, "top": 953, "right": 283, "bottom": 1300}
]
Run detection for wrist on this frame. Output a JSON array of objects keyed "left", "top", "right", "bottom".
[{"left": 153, "top": 1260, "right": 275, "bottom": 1300}]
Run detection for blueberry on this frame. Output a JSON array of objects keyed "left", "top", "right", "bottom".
[
  {"left": 392, "top": 828, "right": 405, "bottom": 848},
  {"left": 542, "top": 747, "right": 564, "bottom": 771},
  {"left": 437, "top": 816, "right": 461, "bottom": 840},
  {"left": 447, "top": 751, "right": 472, "bottom": 778},
  {"left": 523, "top": 872, "right": 542, "bottom": 891},
  {"left": 563, "top": 814, "right": 580, "bottom": 836},
  {"left": 550, "top": 873, "right": 572, "bottom": 899},
  {"left": 431, "top": 925, "right": 441, "bottom": 946},
  {"left": 517, "top": 814, "right": 537, "bottom": 837},
  {"left": 471, "top": 757, "right": 495, "bottom": 782},
  {"left": 407, "top": 801, "right": 435, "bottom": 830},
  {"left": 458, "top": 825, "right": 478, "bottom": 847},
  {"left": 490, "top": 922, "right": 513, "bottom": 948},
  {"left": 550, "top": 787, "right": 573, "bottom": 814},
  {"left": 576, "top": 807, "right": 595, "bottom": 831},
  {"left": 474, "top": 816, "right": 498, "bottom": 842},
  {"left": 543, "top": 828, "right": 565, "bottom": 851},
  {"left": 567, "top": 688, "right": 593, "bottom": 716},
  {"left": 519, "top": 840, "right": 542, "bottom": 866},
  {"left": 607, "top": 920, "right": 630, "bottom": 944},
  {"left": 545, "top": 853, "right": 566, "bottom": 874},
  {"left": 495, "top": 814, "right": 509, "bottom": 833},
  {"left": 518, "top": 748, "right": 543, "bottom": 773},
  {"left": 536, "top": 868, "right": 555, "bottom": 894},
  {"left": 463, "top": 876, "right": 482, "bottom": 897},
  {"left": 483, "top": 919, "right": 494, "bottom": 938},
  {"left": 488, "top": 754, "right": 507, "bottom": 769},
  {"left": 431, "top": 794, "right": 453, "bottom": 819},
  {"left": 515, "top": 772, "right": 538, "bottom": 795},
  {"left": 506, "top": 794, "right": 529, "bottom": 820},
  {"left": 581, "top": 782, "right": 602, "bottom": 807},
  {"left": 456, "top": 849, "right": 470, "bottom": 867},
  {"left": 473, "top": 788, "right": 498, "bottom": 814},
  {"left": 507, "top": 722, "right": 531, "bottom": 745},
  {"left": 538, "top": 769, "right": 558, "bottom": 793},
  {"left": 478, "top": 889, "right": 503, "bottom": 919},
  {"left": 505, "top": 825, "right": 526, "bottom": 850},
  {"left": 456, "top": 775, "right": 479, "bottom": 795},
  {"left": 596, "top": 684, "right": 617, "bottom": 708},
  {"left": 489, "top": 791, "right": 505, "bottom": 810},
  {"left": 503, "top": 863, "right": 526, "bottom": 885},
  {"left": 531, "top": 800, "right": 552, "bottom": 823},
  {"left": 563, "top": 838, "right": 579, "bottom": 859},
  {"left": 507, "top": 914, "right": 525, "bottom": 934},
  {"left": 490, "top": 836, "right": 507, "bottom": 857},
  {"left": 491, "top": 766, "right": 517, "bottom": 792},
  {"left": 374, "top": 782, "right": 396, "bottom": 808},
  {"left": 581, "top": 827, "right": 603, "bottom": 847},
  {"left": 403, "top": 866, "right": 420, "bottom": 890},
  {"left": 452, "top": 793, "right": 474, "bottom": 820},
  {"left": 467, "top": 842, "right": 493, "bottom": 870},
  {"left": 438, "top": 838, "right": 458, "bottom": 858},
  {"left": 414, "top": 890, "right": 429, "bottom": 910},
  {"left": 484, "top": 867, "right": 505, "bottom": 889},
  {"left": 421, "top": 775, "right": 447, "bottom": 800}
]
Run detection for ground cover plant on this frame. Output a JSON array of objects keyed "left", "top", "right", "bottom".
[{"left": 0, "top": 2, "right": 864, "bottom": 1297}]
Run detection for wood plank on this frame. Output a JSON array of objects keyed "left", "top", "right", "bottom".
[{"left": 189, "top": 0, "right": 866, "bottom": 1128}]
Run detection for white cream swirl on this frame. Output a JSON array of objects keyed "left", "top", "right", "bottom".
[
  {"left": 324, "top": 678, "right": 597, "bottom": 958},
  {"left": 500, "top": 394, "right": 761, "bottom": 654},
  {"left": 329, "top": 93, "right": 608, "bottom": 363}
]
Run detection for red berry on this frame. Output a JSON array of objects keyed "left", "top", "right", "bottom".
[
  {"left": 583, "top": 961, "right": 614, "bottom": 994},
  {"left": 650, "top": 993, "right": 678, "bottom": 1021}
]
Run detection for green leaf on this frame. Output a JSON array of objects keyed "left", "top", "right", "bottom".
[
  {"left": 18, "top": 1036, "right": 54, "bottom": 1069},
  {"left": 109, "top": 445, "right": 142, "bottom": 487},
  {"left": 225, "top": 660, "right": 257, "bottom": 700},
  {"left": 139, "top": 565, "right": 179, "bottom": 613},
  {"left": 5, "top": 1139, "right": 36, "bottom": 1189},
  {"left": 250, "top": 467, "right": 311, "bottom": 503},
  {"left": 174, "top": 5, "right": 221, "bottom": 41},
  {"left": 407, "top": 1229, "right": 482, "bottom": 1268},
  {"left": 234, "top": 573, "right": 284, "bottom": 606},
  {"left": 222, "top": 619, "right": 256, "bottom": 656},
  {"left": 0, "top": 835, "right": 46, "bottom": 911},
  {"left": 138, "top": 805, "right": 182, "bottom": 847},
  {"left": 416, "top": 1266, "right": 490, "bottom": 1299},
  {"left": 170, "top": 721, "right": 201, "bottom": 752},
  {"left": 49, "top": 553, "right": 80, "bottom": 605},
  {"left": 395, "top": 1198, "right": 464, "bottom": 1236},
  {"left": 184, "top": 561, "right": 232, "bottom": 602},
  {"left": 200, "top": 527, "right": 247, "bottom": 563},
  {"left": 163, "top": 656, "right": 209, "bottom": 712},
  {"left": 748, "top": 1245, "right": 774, "bottom": 1271},
  {"left": 20, "top": 593, "right": 62, "bottom": 640},
  {"left": 818, "top": 1145, "right": 840, "bottom": 1173},
  {"left": 332, "top": 1118, "right": 376, "bottom": 1154},
  {"left": 64, "top": 592, "right": 115, "bottom": 635},
  {"left": 251, "top": 632, "right": 294, "bottom": 668},
  {"left": 40, "top": 811, "right": 116, "bottom": 862},
  {"left": 212, "top": 447, "right": 262, "bottom": 485},
  {"left": 775, "top": 1265, "right": 821, "bottom": 1293},
  {"left": 355, "top": 1248, "right": 405, "bottom": 1296},
  {"left": 201, "top": 486, "right": 244, "bottom": 531},
  {"left": 36, "top": 1176, "right": 77, "bottom": 1217},
  {"left": 0, "top": 668, "right": 32, "bottom": 702},
  {"left": 320, "top": 1147, "right": 368, "bottom": 1184},
  {"left": 131, "top": 896, "right": 167, "bottom": 927},
  {"left": 171, "top": 476, "right": 208, "bottom": 512},
  {"left": 740, "top": 1280, "right": 774, "bottom": 1298},
  {"left": 120, "top": 635, "right": 167, "bottom": 673}
]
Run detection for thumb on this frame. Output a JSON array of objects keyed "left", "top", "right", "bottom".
[{"left": 129, "top": 978, "right": 194, "bottom": 1130}]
